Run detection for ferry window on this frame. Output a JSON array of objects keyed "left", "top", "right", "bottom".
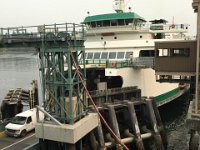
[
  {"left": 160, "top": 49, "right": 170, "bottom": 56},
  {"left": 91, "top": 22, "right": 96, "bottom": 28},
  {"left": 94, "top": 52, "right": 101, "bottom": 59},
  {"left": 87, "top": 52, "right": 93, "bottom": 59},
  {"left": 109, "top": 52, "right": 117, "bottom": 59},
  {"left": 97, "top": 21, "right": 103, "bottom": 27},
  {"left": 125, "top": 52, "right": 133, "bottom": 59},
  {"left": 150, "top": 25, "right": 164, "bottom": 30},
  {"left": 139, "top": 50, "right": 155, "bottom": 57},
  {"left": 103, "top": 21, "right": 110, "bottom": 27},
  {"left": 111, "top": 20, "right": 118, "bottom": 26},
  {"left": 117, "top": 52, "right": 125, "bottom": 59},
  {"left": 118, "top": 20, "right": 125, "bottom": 26},
  {"left": 101, "top": 52, "right": 108, "bottom": 59},
  {"left": 171, "top": 48, "right": 190, "bottom": 57}
]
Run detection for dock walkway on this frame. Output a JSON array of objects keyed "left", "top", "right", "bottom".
[{"left": 0, "top": 131, "right": 37, "bottom": 150}]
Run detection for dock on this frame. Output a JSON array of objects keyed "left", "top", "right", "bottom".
[{"left": 0, "top": 131, "right": 36, "bottom": 150}]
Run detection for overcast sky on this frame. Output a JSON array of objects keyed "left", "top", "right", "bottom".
[{"left": 0, "top": 0, "right": 196, "bottom": 35}]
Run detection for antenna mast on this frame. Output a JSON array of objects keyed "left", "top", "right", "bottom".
[{"left": 114, "top": 0, "right": 125, "bottom": 13}]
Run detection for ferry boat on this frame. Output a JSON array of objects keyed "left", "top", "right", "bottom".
[{"left": 82, "top": 0, "right": 190, "bottom": 106}]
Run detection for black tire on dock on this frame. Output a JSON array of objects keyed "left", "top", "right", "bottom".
[{"left": 189, "top": 130, "right": 199, "bottom": 150}]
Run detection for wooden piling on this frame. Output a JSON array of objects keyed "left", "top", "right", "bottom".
[
  {"left": 146, "top": 99, "right": 164, "bottom": 150},
  {"left": 89, "top": 130, "right": 98, "bottom": 150},
  {"left": 107, "top": 105, "right": 122, "bottom": 149},
  {"left": 127, "top": 102, "right": 145, "bottom": 150},
  {"left": 96, "top": 118, "right": 106, "bottom": 149},
  {"left": 189, "top": 130, "right": 199, "bottom": 150},
  {"left": 151, "top": 99, "right": 168, "bottom": 147}
]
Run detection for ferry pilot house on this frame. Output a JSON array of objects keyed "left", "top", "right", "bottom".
[{"left": 154, "top": 40, "right": 197, "bottom": 82}]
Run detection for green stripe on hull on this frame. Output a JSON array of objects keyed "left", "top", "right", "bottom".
[
  {"left": 155, "top": 85, "right": 189, "bottom": 107},
  {"left": 155, "top": 88, "right": 180, "bottom": 103}
]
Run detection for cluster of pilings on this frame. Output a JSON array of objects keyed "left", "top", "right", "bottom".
[
  {"left": 0, "top": 80, "right": 39, "bottom": 120},
  {"left": 35, "top": 98, "right": 167, "bottom": 150},
  {"left": 85, "top": 98, "right": 168, "bottom": 150},
  {"left": 0, "top": 88, "right": 29, "bottom": 120}
]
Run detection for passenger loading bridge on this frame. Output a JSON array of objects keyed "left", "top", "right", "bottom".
[
  {"left": 0, "top": 23, "right": 85, "bottom": 48},
  {"left": 154, "top": 0, "right": 200, "bottom": 148},
  {"left": 154, "top": 40, "right": 196, "bottom": 83}
]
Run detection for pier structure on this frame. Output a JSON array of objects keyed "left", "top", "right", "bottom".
[
  {"left": 187, "top": 1, "right": 200, "bottom": 149},
  {"left": 0, "top": 23, "right": 169, "bottom": 149},
  {"left": 152, "top": 0, "right": 200, "bottom": 149},
  {"left": 0, "top": 23, "right": 99, "bottom": 149}
]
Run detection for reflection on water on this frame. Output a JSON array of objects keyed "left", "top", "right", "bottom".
[{"left": 0, "top": 48, "right": 41, "bottom": 105}]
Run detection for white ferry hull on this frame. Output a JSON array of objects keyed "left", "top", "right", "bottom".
[{"left": 105, "top": 67, "right": 178, "bottom": 97}]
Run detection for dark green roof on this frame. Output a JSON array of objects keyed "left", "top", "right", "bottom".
[{"left": 83, "top": 12, "right": 146, "bottom": 23}]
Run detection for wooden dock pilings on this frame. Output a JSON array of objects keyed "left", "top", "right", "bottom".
[
  {"left": 0, "top": 80, "right": 39, "bottom": 120},
  {"left": 86, "top": 97, "right": 167, "bottom": 150},
  {"left": 34, "top": 87, "right": 167, "bottom": 150}
]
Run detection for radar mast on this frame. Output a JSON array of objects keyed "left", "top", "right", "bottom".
[{"left": 114, "top": 0, "right": 125, "bottom": 13}]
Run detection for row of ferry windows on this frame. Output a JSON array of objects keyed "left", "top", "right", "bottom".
[{"left": 83, "top": 52, "right": 133, "bottom": 60}]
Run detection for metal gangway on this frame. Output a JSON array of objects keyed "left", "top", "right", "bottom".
[{"left": 0, "top": 23, "right": 85, "bottom": 48}]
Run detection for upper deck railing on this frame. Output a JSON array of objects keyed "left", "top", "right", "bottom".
[
  {"left": 82, "top": 57, "right": 154, "bottom": 69},
  {"left": 86, "top": 23, "right": 189, "bottom": 34},
  {"left": 0, "top": 23, "right": 85, "bottom": 48}
]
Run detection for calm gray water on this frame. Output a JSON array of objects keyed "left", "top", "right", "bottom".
[
  {"left": 0, "top": 49, "right": 190, "bottom": 149},
  {"left": 0, "top": 48, "right": 41, "bottom": 105}
]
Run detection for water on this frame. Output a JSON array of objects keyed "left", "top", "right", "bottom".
[
  {"left": 0, "top": 48, "right": 41, "bottom": 106},
  {"left": 0, "top": 49, "right": 191, "bottom": 149},
  {"left": 159, "top": 91, "right": 191, "bottom": 150}
]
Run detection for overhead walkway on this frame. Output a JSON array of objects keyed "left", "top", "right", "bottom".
[{"left": 0, "top": 23, "right": 85, "bottom": 48}]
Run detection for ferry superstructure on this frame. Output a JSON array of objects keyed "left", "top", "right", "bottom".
[{"left": 82, "top": 0, "right": 189, "bottom": 105}]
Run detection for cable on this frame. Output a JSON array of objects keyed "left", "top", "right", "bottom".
[{"left": 69, "top": 50, "right": 129, "bottom": 150}]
